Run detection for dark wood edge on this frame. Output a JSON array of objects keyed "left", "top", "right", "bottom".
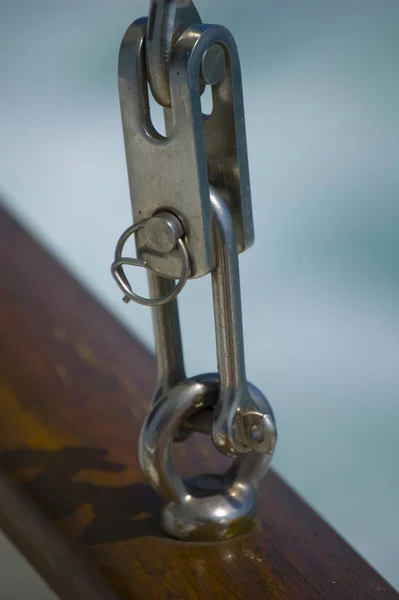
[
  {"left": 0, "top": 201, "right": 397, "bottom": 600},
  {"left": 0, "top": 471, "right": 119, "bottom": 600}
]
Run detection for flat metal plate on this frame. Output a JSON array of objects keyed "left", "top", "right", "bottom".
[{"left": 118, "top": 19, "right": 254, "bottom": 278}]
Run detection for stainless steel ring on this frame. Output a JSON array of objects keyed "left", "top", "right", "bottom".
[
  {"left": 139, "top": 374, "right": 276, "bottom": 541},
  {"left": 111, "top": 220, "right": 190, "bottom": 307}
]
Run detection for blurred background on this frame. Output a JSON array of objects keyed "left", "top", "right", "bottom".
[{"left": 0, "top": 0, "right": 398, "bottom": 597}]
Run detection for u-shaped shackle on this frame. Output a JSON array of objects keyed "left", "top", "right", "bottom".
[{"left": 148, "top": 187, "right": 276, "bottom": 456}]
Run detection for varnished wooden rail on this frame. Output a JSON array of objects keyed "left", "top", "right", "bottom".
[{"left": 0, "top": 202, "right": 397, "bottom": 599}]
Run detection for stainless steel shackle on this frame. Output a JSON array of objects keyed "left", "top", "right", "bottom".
[
  {"left": 139, "top": 374, "right": 276, "bottom": 541},
  {"left": 148, "top": 187, "right": 277, "bottom": 456}
]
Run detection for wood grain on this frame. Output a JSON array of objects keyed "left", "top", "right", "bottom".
[{"left": 0, "top": 203, "right": 396, "bottom": 600}]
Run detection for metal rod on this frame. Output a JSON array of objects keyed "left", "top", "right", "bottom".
[{"left": 147, "top": 272, "right": 186, "bottom": 405}]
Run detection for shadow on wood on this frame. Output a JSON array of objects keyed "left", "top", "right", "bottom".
[{"left": 0, "top": 446, "right": 164, "bottom": 543}]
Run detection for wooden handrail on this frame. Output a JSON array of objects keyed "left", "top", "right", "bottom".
[{"left": 0, "top": 203, "right": 396, "bottom": 599}]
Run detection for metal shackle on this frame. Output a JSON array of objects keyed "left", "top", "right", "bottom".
[
  {"left": 139, "top": 375, "right": 276, "bottom": 541},
  {"left": 208, "top": 188, "right": 276, "bottom": 456},
  {"left": 146, "top": 188, "right": 277, "bottom": 456}
]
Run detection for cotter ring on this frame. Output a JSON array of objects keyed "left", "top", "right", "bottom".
[{"left": 111, "top": 219, "right": 190, "bottom": 307}]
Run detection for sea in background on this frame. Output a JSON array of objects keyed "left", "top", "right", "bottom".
[{"left": 0, "top": 1, "right": 398, "bottom": 596}]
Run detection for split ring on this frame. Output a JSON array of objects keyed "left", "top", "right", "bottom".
[{"left": 111, "top": 219, "right": 190, "bottom": 307}]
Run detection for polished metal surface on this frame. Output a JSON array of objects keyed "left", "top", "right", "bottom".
[
  {"left": 147, "top": 271, "right": 186, "bottom": 406},
  {"left": 208, "top": 187, "right": 276, "bottom": 456},
  {"left": 142, "top": 187, "right": 277, "bottom": 454},
  {"left": 139, "top": 375, "right": 276, "bottom": 541},
  {"left": 111, "top": 215, "right": 190, "bottom": 306},
  {"left": 146, "top": 0, "right": 201, "bottom": 107},
  {"left": 147, "top": 270, "right": 193, "bottom": 444},
  {"left": 118, "top": 19, "right": 254, "bottom": 279},
  {"left": 115, "top": 5, "right": 277, "bottom": 540}
]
